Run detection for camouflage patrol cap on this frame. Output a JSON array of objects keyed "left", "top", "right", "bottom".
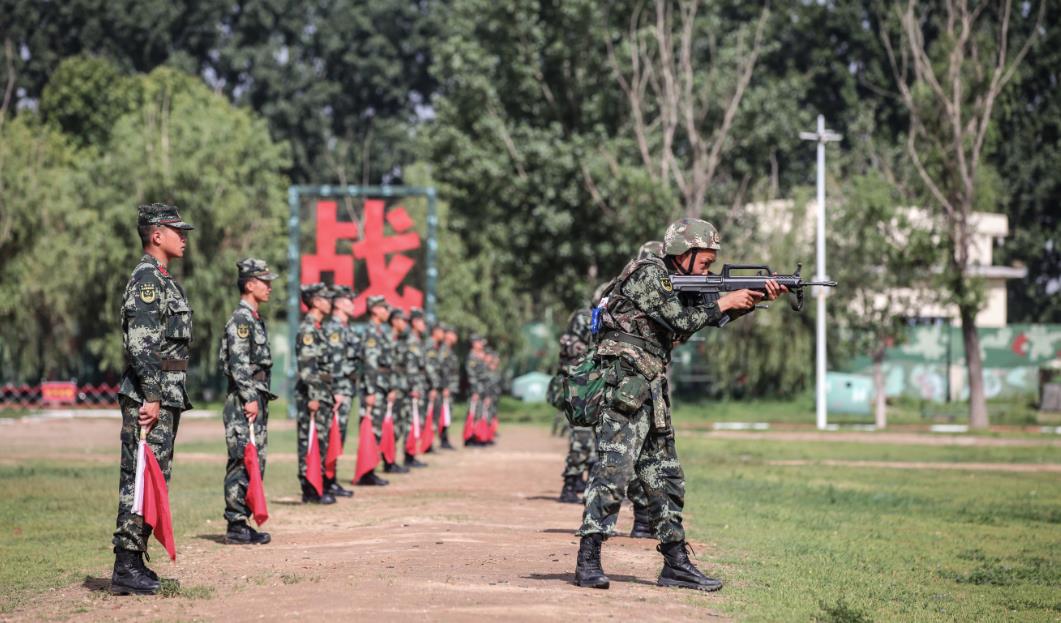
[
  {"left": 638, "top": 240, "right": 664, "bottom": 260},
  {"left": 138, "top": 203, "right": 194, "bottom": 230},
  {"left": 300, "top": 282, "right": 329, "bottom": 305},
  {"left": 388, "top": 308, "right": 407, "bottom": 322},
  {"left": 470, "top": 333, "right": 485, "bottom": 343},
  {"left": 663, "top": 218, "right": 721, "bottom": 255},
  {"left": 366, "top": 295, "right": 389, "bottom": 310},
  {"left": 409, "top": 307, "right": 425, "bottom": 320},
  {"left": 237, "top": 258, "right": 278, "bottom": 281},
  {"left": 331, "top": 284, "right": 354, "bottom": 300}
]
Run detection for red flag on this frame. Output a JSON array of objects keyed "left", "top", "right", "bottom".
[
  {"left": 490, "top": 416, "right": 499, "bottom": 439},
  {"left": 244, "top": 432, "right": 269, "bottom": 526},
  {"left": 325, "top": 408, "right": 343, "bottom": 479},
  {"left": 421, "top": 398, "right": 435, "bottom": 454},
  {"left": 135, "top": 439, "right": 176, "bottom": 560},
  {"left": 354, "top": 414, "right": 379, "bottom": 481},
  {"left": 462, "top": 399, "right": 477, "bottom": 441},
  {"left": 305, "top": 418, "right": 323, "bottom": 496},
  {"left": 475, "top": 416, "right": 490, "bottom": 443},
  {"left": 379, "top": 402, "right": 397, "bottom": 464}
]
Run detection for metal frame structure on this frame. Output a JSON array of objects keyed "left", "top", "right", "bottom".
[{"left": 285, "top": 185, "right": 438, "bottom": 418}]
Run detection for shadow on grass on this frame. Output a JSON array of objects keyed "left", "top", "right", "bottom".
[
  {"left": 82, "top": 576, "right": 111, "bottom": 593},
  {"left": 523, "top": 572, "right": 656, "bottom": 587}
]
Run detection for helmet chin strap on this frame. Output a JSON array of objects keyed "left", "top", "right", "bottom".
[{"left": 680, "top": 249, "right": 700, "bottom": 275}]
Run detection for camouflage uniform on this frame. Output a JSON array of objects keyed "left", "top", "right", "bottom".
[
  {"left": 295, "top": 286, "right": 333, "bottom": 495},
  {"left": 219, "top": 265, "right": 278, "bottom": 525},
  {"left": 559, "top": 310, "right": 597, "bottom": 480},
  {"left": 403, "top": 318, "right": 430, "bottom": 458},
  {"left": 424, "top": 332, "right": 445, "bottom": 448},
  {"left": 113, "top": 206, "right": 194, "bottom": 554},
  {"left": 465, "top": 345, "right": 489, "bottom": 440},
  {"left": 323, "top": 293, "right": 362, "bottom": 447},
  {"left": 360, "top": 318, "right": 394, "bottom": 439},
  {"left": 576, "top": 255, "right": 727, "bottom": 545},
  {"left": 389, "top": 314, "right": 411, "bottom": 454}
]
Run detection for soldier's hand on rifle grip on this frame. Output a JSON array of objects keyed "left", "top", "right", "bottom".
[
  {"left": 718, "top": 289, "right": 764, "bottom": 312},
  {"left": 138, "top": 401, "right": 161, "bottom": 428},
  {"left": 244, "top": 399, "right": 259, "bottom": 422}
]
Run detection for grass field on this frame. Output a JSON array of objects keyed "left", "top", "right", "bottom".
[{"left": 1, "top": 405, "right": 1059, "bottom": 621}]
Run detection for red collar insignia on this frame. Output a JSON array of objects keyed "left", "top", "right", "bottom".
[{"left": 158, "top": 265, "right": 170, "bottom": 277}]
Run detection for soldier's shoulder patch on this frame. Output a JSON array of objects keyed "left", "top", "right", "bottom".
[
  {"left": 366, "top": 338, "right": 377, "bottom": 348},
  {"left": 236, "top": 324, "right": 250, "bottom": 339},
  {"left": 329, "top": 332, "right": 341, "bottom": 343},
  {"left": 139, "top": 282, "right": 157, "bottom": 304},
  {"left": 302, "top": 333, "right": 314, "bottom": 345},
  {"left": 660, "top": 276, "right": 673, "bottom": 292}
]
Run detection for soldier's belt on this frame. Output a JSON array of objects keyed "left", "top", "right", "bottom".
[
  {"left": 160, "top": 359, "right": 188, "bottom": 372},
  {"left": 601, "top": 331, "right": 668, "bottom": 360}
]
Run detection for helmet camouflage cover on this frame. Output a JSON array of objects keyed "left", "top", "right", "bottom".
[
  {"left": 637, "top": 240, "right": 664, "bottom": 260},
  {"left": 663, "top": 218, "right": 721, "bottom": 256}
]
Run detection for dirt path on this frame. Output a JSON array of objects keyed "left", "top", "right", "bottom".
[{"left": 2, "top": 424, "right": 725, "bottom": 622}]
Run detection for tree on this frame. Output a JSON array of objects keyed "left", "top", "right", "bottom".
[
  {"left": 604, "top": 1, "right": 769, "bottom": 217},
  {"left": 879, "top": 0, "right": 1044, "bottom": 428}
]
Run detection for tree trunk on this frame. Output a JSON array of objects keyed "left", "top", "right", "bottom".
[
  {"left": 872, "top": 345, "right": 887, "bottom": 429},
  {"left": 959, "top": 303, "right": 989, "bottom": 428}
]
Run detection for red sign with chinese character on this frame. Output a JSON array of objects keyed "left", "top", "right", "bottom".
[
  {"left": 301, "top": 199, "right": 424, "bottom": 316},
  {"left": 41, "top": 381, "right": 77, "bottom": 405}
]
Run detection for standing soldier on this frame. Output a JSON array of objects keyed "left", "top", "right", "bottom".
[
  {"left": 423, "top": 322, "right": 446, "bottom": 453},
  {"left": 386, "top": 308, "right": 412, "bottom": 472},
  {"left": 219, "top": 258, "right": 279, "bottom": 545},
  {"left": 439, "top": 326, "right": 460, "bottom": 449},
  {"left": 574, "top": 219, "right": 784, "bottom": 592},
  {"left": 110, "top": 203, "right": 194, "bottom": 596},
  {"left": 464, "top": 335, "right": 489, "bottom": 446},
  {"left": 356, "top": 295, "right": 394, "bottom": 485},
  {"left": 296, "top": 283, "right": 336, "bottom": 505},
  {"left": 557, "top": 308, "right": 595, "bottom": 504},
  {"left": 322, "top": 285, "right": 358, "bottom": 498},
  {"left": 404, "top": 308, "right": 430, "bottom": 467}
]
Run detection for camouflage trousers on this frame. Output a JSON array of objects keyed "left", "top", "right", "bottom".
[
  {"left": 335, "top": 393, "right": 354, "bottom": 446},
  {"left": 113, "top": 396, "right": 181, "bottom": 552},
  {"left": 223, "top": 393, "right": 268, "bottom": 524},
  {"left": 392, "top": 393, "right": 409, "bottom": 455},
  {"left": 578, "top": 366, "right": 685, "bottom": 544},
  {"left": 562, "top": 426, "right": 597, "bottom": 477},
  {"left": 295, "top": 391, "right": 332, "bottom": 492}
]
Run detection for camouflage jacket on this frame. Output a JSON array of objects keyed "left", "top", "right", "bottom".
[
  {"left": 118, "top": 254, "right": 193, "bottom": 410},
  {"left": 559, "top": 309, "right": 593, "bottom": 366},
  {"left": 466, "top": 352, "right": 489, "bottom": 396},
  {"left": 442, "top": 344, "right": 460, "bottom": 393},
  {"left": 390, "top": 329, "right": 410, "bottom": 393},
  {"left": 295, "top": 315, "right": 332, "bottom": 403},
  {"left": 597, "top": 257, "right": 723, "bottom": 379},
  {"left": 324, "top": 316, "right": 361, "bottom": 397},
  {"left": 404, "top": 331, "right": 430, "bottom": 393},
  {"left": 359, "top": 321, "right": 393, "bottom": 396},
  {"left": 218, "top": 300, "right": 275, "bottom": 404},
  {"left": 425, "top": 339, "right": 445, "bottom": 390}
]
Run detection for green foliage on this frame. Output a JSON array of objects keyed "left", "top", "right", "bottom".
[
  {"left": 0, "top": 64, "right": 289, "bottom": 386},
  {"left": 39, "top": 56, "right": 134, "bottom": 148}
]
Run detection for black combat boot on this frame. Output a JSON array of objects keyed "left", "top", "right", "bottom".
[
  {"left": 574, "top": 534, "right": 610, "bottom": 589},
  {"left": 110, "top": 548, "right": 161, "bottom": 595},
  {"left": 404, "top": 453, "right": 428, "bottom": 468},
  {"left": 355, "top": 470, "right": 389, "bottom": 486},
  {"left": 383, "top": 461, "right": 409, "bottom": 474},
  {"left": 629, "top": 511, "right": 654, "bottom": 539},
  {"left": 574, "top": 474, "right": 588, "bottom": 495},
  {"left": 559, "top": 475, "right": 581, "bottom": 504},
  {"left": 439, "top": 429, "right": 455, "bottom": 450},
  {"left": 226, "top": 521, "right": 271, "bottom": 544},
  {"left": 326, "top": 480, "right": 354, "bottom": 498},
  {"left": 657, "top": 541, "right": 723, "bottom": 592},
  {"left": 301, "top": 484, "right": 337, "bottom": 505}
]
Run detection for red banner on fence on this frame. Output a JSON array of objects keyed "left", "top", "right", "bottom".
[{"left": 40, "top": 381, "right": 77, "bottom": 406}]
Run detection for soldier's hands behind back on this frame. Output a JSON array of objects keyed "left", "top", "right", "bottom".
[
  {"left": 244, "top": 399, "right": 259, "bottom": 422},
  {"left": 139, "top": 401, "right": 161, "bottom": 428}
]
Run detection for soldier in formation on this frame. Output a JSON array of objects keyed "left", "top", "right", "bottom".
[
  {"left": 110, "top": 204, "right": 195, "bottom": 595},
  {"left": 219, "top": 258, "right": 279, "bottom": 545},
  {"left": 295, "top": 283, "right": 337, "bottom": 504}
]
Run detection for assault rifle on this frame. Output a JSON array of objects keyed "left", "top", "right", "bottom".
[{"left": 670, "top": 263, "right": 837, "bottom": 312}]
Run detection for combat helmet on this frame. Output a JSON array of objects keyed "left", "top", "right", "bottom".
[
  {"left": 637, "top": 240, "right": 664, "bottom": 260},
  {"left": 663, "top": 218, "right": 721, "bottom": 256}
]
